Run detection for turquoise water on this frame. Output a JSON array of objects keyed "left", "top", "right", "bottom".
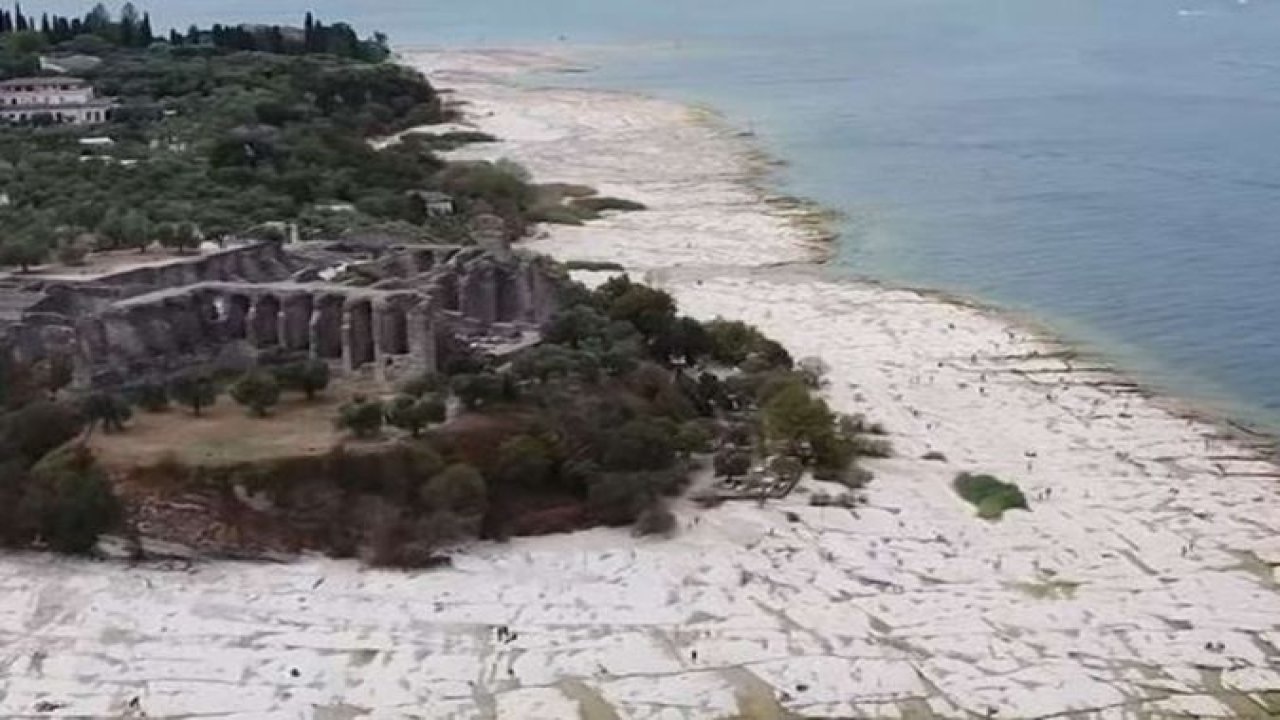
[{"left": 51, "top": 0, "right": 1280, "bottom": 428}]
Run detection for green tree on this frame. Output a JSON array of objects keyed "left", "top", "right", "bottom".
[
  {"left": 762, "top": 382, "right": 834, "bottom": 455},
  {"left": 420, "top": 463, "right": 487, "bottom": 516},
  {"left": 0, "top": 235, "right": 47, "bottom": 272},
  {"left": 398, "top": 371, "right": 445, "bottom": 398},
  {"left": 337, "top": 396, "right": 383, "bottom": 439},
  {"left": 156, "top": 221, "right": 199, "bottom": 254},
  {"left": 170, "top": 373, "right": 218, "bottom": 416},
  {"left": 674, "top": 420, "right": 714, "bottom": 456},
  {"left": 451, "top": 372, "right": 511, "bottom": 411},
  {"left": 769, "top": 456, "right": 805, "bottom": 484},
  {"left": 492, "top": 435, "right": 553, "bottom": 489},
  {"left": 600, "top": 281, "right": 676, "bottom": 340},
  {"left": 82, "top": 392, "right": 131, "bottom": 434},
  {"left": 23, "top": 446, "right": 120, "bottom": 555},
  {"left": 601, "top": 417, "right": 677, "bottom": 472},
  {"left": 385, "top": 393, "right": 445, "bottom": 437},
  {"left": 130, "top": 382, "right": 169, "bottom": 412},
  {"left": 230, "top": 371, "right": 280, "bottom": 417},
  {"left": 713, "top": 448, "right": 752, "bottom": 479},
  {"left": 544, "top": 305, "right": 610, "bottom": 348},
  {"left": 0, "top": 400, "right": 83, "bottom": 464},
  {"left": 274, "top": 358, "right": 330, "bottom": 400}
]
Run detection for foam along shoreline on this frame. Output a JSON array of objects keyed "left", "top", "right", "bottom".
[{"left": 3, "top": 48, "right": 1280, "bottom": 720}]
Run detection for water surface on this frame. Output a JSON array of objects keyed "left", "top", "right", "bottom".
[{"left": 44, "top": 0, "right": 1280, "bottom": 427}]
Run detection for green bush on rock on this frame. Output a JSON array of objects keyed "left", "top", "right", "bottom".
[{"left": 954, "top": 472, "right": 1029, "bottom": 520}]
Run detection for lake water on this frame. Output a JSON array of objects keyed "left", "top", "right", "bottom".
[{"left": 53, "top": 0, "right": 1280, "bottom": 428}]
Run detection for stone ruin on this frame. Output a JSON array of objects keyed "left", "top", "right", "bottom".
[{"left": 0, "top": 237, "right": 562, "bottom": 391}]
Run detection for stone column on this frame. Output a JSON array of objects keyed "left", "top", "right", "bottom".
[
  {"left": 279, "top": 294, "right": 312, "bottom": 352},
  {"left": 408, "top": 305, "right": 437, "bottom": 375},
  {"left": 460, "top": 268, "right": 497, "bottom": 326},
  {"left": 342, "top": 299, "right": 375, "bottom": 372}
]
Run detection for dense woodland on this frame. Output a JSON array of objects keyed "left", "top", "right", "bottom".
[
  {"left": 0, "top": 7, "right": 888, "bottom": 563},
  {"left": 0, "top": 4, "right": 528, "bottom": 271}
]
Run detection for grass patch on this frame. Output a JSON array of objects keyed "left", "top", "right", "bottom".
[
  {"left": 402, "top": 130, "right": 497, "bottom": 150},
  {"left": 571, "top": 196, "right": 647, "bottom": 214},
  {"left": 564, "top": 260, "right": 626, "bottom": 272},
  {"left": 1014, "top": 580, "right": 1080, "bottom": 600},
  {"left": 953, "top": 472, "right": 1028, "bottom": 520},
  {"left": 527, "top": 205, "right": 587, "bottom": 226}
]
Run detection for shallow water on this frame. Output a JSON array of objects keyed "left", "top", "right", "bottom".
[{"left": 65, "top": 0, "right": 1280, "bottom": 428}]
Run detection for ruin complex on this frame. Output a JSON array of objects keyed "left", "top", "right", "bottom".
[{"left": 0, "top": 237, "right": 561, "bottom": 391}]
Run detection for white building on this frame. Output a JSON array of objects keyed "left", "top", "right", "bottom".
[{"left": 0, "top": 76, "right": 113, "bottom": 125}]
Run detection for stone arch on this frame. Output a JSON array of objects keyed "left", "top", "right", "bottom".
[
  {"left": 223, "top": 294, "right": 250, "bottom": 340},
  {"left": 166, "top": 297, "right": 201, "bottom": 355},
  {"left": 251, "top": 294, "right": 281, "bottom": 347},
  {"left": 281, "top": 294, "right": 313, "bottom": 352},
  {"left": 495, "top": 268, "right": 520, "bottom": 323},
  {"left": 379, "top": 304, "right": 410, "bottom": 356},
  {"left": 344, "top": 300, "right": 375, "bottom": 369},
  {"left": 439, "top": 273, "right": 460, "bottom": 312},
  {"left": 311, "top": 295, "right": 344, "bottom": 360}
]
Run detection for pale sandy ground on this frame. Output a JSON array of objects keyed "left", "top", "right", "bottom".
[{"left": 2, "top": 48, "right": 1280, "bottom": 719}]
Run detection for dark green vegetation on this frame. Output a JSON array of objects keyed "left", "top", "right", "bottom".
[
  {"left": 0, "top": 398, "right": 119, "bottom": 554},
  {"left": 953, "top": 472, "right": 1028, "bottom": 520},
  {"left": 325, "top": 273, "right": 890, "bottom": 562},
  {"left": 0, "top": 8, "right": 892, "bottom": 562},
  {"left": 0, "top": 5, "right": 533, "bottom": 269}
]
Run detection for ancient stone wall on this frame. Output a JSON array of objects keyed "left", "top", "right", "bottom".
[
  {"left": 77, "top": 282, "right": 437, "bottom": 387},
  {"left": 2, "top": 242, "right": 563, "bottom": 393}
]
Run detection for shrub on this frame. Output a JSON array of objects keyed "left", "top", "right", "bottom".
[
  {"left": 23, "top": 446, "right": 120, "bottom": 554},
  {"left": 601, "top": 417, "right": 677, "bottom": 472},
  {"left": 953, "top": 472, "right": 1029, "bottom": 520},
  {"left": 337, "top": 396, "right": 384, "bottom": 439},
  {"left": 274, "top": 359, "right": 330, "bottom": 400},
  {"left": 713, "top": 449, "right": 752, "bottom": 479},
  {"left": 587, "top": 472, "right": 653, "bottom": 526},
  {"left": 56, "top": 242, "right": 87, "bottom": 266},
  {"left": 420, "top": 463, "right": 487, "bottom": 516},
  {"left": 674, "top": 420, "right": 715, "bottom": 456},
  {"left": 633, "top": 501, "right": 677, "bottom": 537},
  {"left": 769, "top": 456, "right": 805, "bottom": 484},
  {"left": 705, "top": 319, "right": 792, "bottom": 369},
  {"left": 451, "top": 372, "right": 512, "bottom": 411},
  {"left": 0, "top": 400, "right": 84, "bottom": 464},
  {"left": 850, "top": 435, "right": 893, "bottom": 459},
  {"left": 572, "top": 196, "right": 647, "bottom": 214},
  {"left": 563, "top": 260, "right": 626, "bottom": 272},
  {"left": 385, "top": 394, "right": 446, "bottom": 437},
  {"left": 170, "top": 373, "right": 218, "bottom": 416},
  {"left": 922, "top": 450, "right": 947, "bottom": 462},
  {"left": 528, "top": 205, "right": 585, "bottom": 225},
  {"left": 398, "top": 372, "right": 446, "bottom": 398},
  {"left": 493, "top": 435, "right": 554, "bottom": 489},
  {"left": 131, "top": 382, "right": 170, "bottom": 412},
  {"left": 763, "top": 382, "right": 835, "bottom": 455},
  {"left": 82, "top": 392, "right": 131, "bottom": 433},
  {"left": 230, "top": 371, "right": 281, "bottom": 417}
]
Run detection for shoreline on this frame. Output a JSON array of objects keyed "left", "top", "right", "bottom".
[
  {"left": 415, "top": 45, "right": 1279, "bottom": 453},
  {"left": 3, "top": 45, "right": 1280, "bottom": 720},
  {"left": 409, "top": 46, "right": 1280, "bottom": 715}
]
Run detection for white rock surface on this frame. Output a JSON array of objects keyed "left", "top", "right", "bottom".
[{"left": 2, "top": 48, "right": 1279, "bottom": 719}]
